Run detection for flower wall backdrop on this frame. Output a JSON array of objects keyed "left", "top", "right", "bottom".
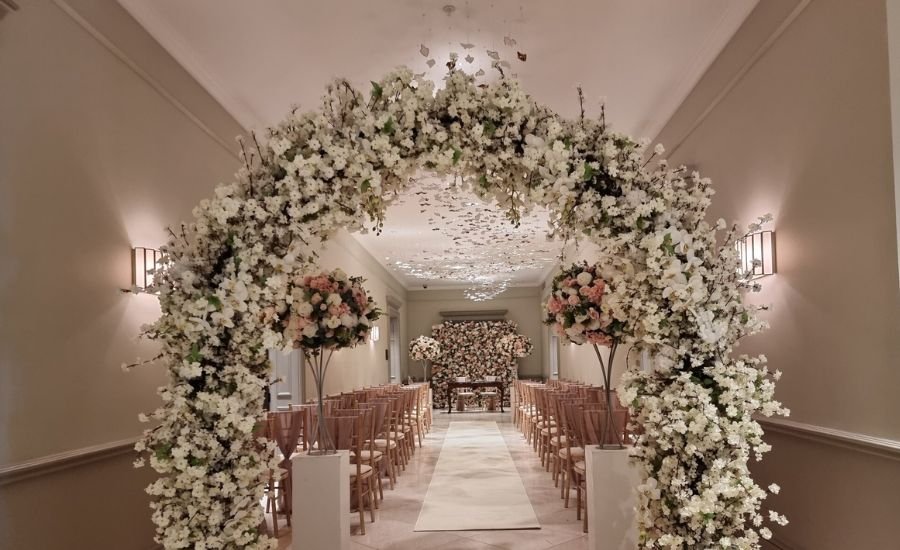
[{"left": 430, "top": 320, "right": 520, "bottom": 408}]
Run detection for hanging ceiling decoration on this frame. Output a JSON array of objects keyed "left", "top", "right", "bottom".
[{"left": 355, "top": 175, "right": 563, "bottom": 299}]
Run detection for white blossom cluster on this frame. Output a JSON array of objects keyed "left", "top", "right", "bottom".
[
  {"left": 134, "top": 65, "right": 786, "bottom": 548},
  {"left": 620, "top": 355, "right": 788, "bottom": 548},
  {"left": 409, "top": 335, "right": 442, "bottom": 362}
]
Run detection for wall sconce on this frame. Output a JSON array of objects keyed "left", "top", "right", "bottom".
[
  {"left": 737, "top": 230, "right": 776, "bottom": 278},
  {"left": 370, "top": 326, "right": 380, "bottom": 343},
  {"left": 124, "top": 246, "right": 161, "bottom": 294}
]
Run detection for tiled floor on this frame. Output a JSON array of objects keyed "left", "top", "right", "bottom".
[{"left": 277, "top": 411, "right": 588, "bottom": 550}]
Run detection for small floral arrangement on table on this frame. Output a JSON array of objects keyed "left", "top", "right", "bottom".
[
  {"left": 283, "top": 268, "right": 381, "bottom": 453},
  {"left": 544, "top": 262, "right": 616, "bottom": 346},
  {"left": 409, "top": 335, "right": 442, "bottom": 362},
  {"left": 496, "top": 333, "right": 533, "bottom": 359}
]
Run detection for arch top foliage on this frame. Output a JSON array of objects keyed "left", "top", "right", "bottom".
[{"left": 136, "top": 65, "right": 787, "bottom": 549}]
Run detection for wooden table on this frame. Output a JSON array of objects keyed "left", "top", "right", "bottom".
[{"left": 447, "top": 380, "right": 505, "bottom": 413}]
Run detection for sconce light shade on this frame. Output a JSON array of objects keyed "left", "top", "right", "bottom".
[
  {"left": 737, "top": 230, "right": 776, "bottom": 278},
  {"left": 370, "top": 326, "right": 381, "bottom": 343},
  {"left": 131, "top": 247, "right": 161, "bottom": 293}
]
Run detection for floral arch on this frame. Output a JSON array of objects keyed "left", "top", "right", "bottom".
[{"left": 136, "top": 67, "right": 787, "bottom": 549}]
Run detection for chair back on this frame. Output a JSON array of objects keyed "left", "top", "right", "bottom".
[
  {"left": 583, "top": 408, "right": 628, "bottom": 446},
  {"left": 269, "top": 410, "right": 304, "bottom": 468}
]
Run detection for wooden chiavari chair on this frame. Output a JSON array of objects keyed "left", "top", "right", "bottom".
[
  {"left": 325, "top": 414, "right": 377, "bottom": 535},
  {"left": 370, "top": 398, "right": 400, "bottom": 486}
]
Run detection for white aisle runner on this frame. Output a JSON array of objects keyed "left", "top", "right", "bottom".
[{"left": 414, "top": 421, "right": 540, "bottom": 531}]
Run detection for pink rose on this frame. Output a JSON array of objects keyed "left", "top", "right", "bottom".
[
  {"left": 567, "top": 294, "right": 580, "bottom": 306},
  {"left": 547, "top": 298, "right": 563, "bottom": 314}
]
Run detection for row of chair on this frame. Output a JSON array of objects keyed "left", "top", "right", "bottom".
[
  {"left": 512, "top": 379, "right": 632, "bottom": 533},
  {"left": 261, "top": 382, "right": 432, "bottom": 537}
]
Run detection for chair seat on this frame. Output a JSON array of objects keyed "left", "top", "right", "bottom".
[
  {"left": 558, "top": 446, "right": 585, "bottom": 459},
  {"left": 350, "top": 464, "right": 373, "bottom": 479},
  {"left": 541, "top": 427, "right": 558, "bottom": 436},
  {"left": 372, "top": 438, "right": 398, "bottom": 449},
  {"left": 573, "top": 460, "right": 586, "bottom": 475},
  {"left": 481, "top": 391, "right": 498, "bottom": 396},
  {"left": 352, "top": 449, "right": 384, "bottom": 461}
]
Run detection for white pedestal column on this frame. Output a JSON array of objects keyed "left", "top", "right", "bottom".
[
  {"left": 291, "top": 450, "right": 350, "bottom": 550},
  {"left": 585, "top": 446, "right": 639, "bottom": 550}
]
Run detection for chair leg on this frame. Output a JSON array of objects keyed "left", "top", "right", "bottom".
[
  {"left": 285, "top": 479, "right": 292, "bottom": 526},
  {"left": 575, "top": 480, "right": 582, "bottom": 520},
  {"left": 376, "top": 464, "right": 384, "bottom": 502},
  {"left": 357, "top": 479, "right": 366, "bottom": 536},
  {"left": 368, "top": 477, "right": 376, "bottom": 522},
  {"left": 270, "top": 482, "right": 279, "bottom": 538},
  {"left": 386, "top": 449, "right": 396, "bottom": 488},
  {"left": 582, "top": 485, "right": 588, "bottom": 533}
]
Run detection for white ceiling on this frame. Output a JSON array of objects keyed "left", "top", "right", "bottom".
[
  {"left": 355, "top": 174, "right": 562, "bottom": 291},
  {"left": 119, "top": 0, "right": 758, "bottom": 291}
]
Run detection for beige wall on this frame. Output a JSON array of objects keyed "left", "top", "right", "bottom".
[
  {"left": 654, "top": 0, "right": 900, "bottom": 548},
  {"left": 405, "top": 287, "right": 545, "bottom": 379},
  {"left": 0, "top": 2, "right": 405, "bottom": 548},
  {"left": 0, "top": 1, "right": 246, "bottom": 547}
]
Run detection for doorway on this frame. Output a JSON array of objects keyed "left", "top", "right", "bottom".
[
  {"left": 389, "top": 315, "right": 401, "bottom": 382},
  {"left": 549, "top": 333, "right": 559, "bottom": 380},
  {"left": 268, "top": 349, "right": 305, "bottom": 411}
]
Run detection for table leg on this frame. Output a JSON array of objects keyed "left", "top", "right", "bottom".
[
  {"left": 448, "top": 389, "right": 453, "bottom": 414},
  {"left": 500, "top": 384, "right": 505, "bottom": 413}
]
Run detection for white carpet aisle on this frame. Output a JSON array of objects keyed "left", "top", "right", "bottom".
[{"left": 414, "top": 421, "right": 541, "bottom": 532}]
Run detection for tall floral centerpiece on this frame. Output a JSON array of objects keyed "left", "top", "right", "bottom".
[
  {"left": 544, "top": 262, "right": 625, "bottom": 448},
  {"left": 409, "top": 335, "right": 441, "bottom": 382},
  {"left": 496, "top": 333, "right": 533, "bottom": 360},
  {"left": 284, "top": 268, "right": 381, "bottom": 454}
]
